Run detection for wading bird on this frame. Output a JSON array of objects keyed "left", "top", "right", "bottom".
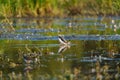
[
  {"left": 58, "top": 35, "right": 70, "bottom": 54},
  {"left": 58, "top": 35, "right": 70, "bottom": 45}
]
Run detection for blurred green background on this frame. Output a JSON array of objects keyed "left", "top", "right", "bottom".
[{"left": 0, "top": 0, "right": 120, "bottom": 17}]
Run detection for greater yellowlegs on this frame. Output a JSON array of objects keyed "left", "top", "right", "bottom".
[{"left": 58, "top": 35, "right": 70, "bottom": 45}]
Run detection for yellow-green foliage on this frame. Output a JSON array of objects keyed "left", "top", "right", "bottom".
[{"left": 0, "top": 0, "right": 120, "bottom": 17}]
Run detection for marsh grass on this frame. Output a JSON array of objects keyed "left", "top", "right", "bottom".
[{"left": 0, "top": 0, "right": 120, "bottom": 17}]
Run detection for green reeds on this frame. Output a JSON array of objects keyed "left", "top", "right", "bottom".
[{"left": 0, "top": 0, "right": 120, "bottom": 17}]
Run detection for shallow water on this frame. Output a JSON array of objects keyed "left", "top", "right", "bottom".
[{"left": 0, "top": 17, "right": 120, "bottom": 80}]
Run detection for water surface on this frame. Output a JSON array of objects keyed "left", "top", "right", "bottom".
[{"left": 0, "top": 17, "right": 120, "bottom": 80}]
